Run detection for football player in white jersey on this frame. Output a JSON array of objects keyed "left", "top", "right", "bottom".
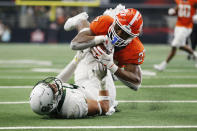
[{"left": 30, "top": 51, "right": 114, "bottom": 118}]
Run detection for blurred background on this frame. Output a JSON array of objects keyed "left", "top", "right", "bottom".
[{"left": 0, "top": 0, "right": 176, "bottom": 44}]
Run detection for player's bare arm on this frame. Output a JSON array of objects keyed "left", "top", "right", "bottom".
[
  {"left": 71, "top": 28, "right": 107, "bottom": 50},
  {"left": 115, "top": 63, "right": 142, "bottom": 91},
  {"left": 86, "top": 90, "right": 109, "bottom": 116},
  {"left": 86, "top": 76, "right": 110, "bottom": 116},
  {"left": 92, "top": 46, "right": 142, "bottom": 91}
]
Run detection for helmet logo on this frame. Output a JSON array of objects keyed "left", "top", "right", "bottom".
[
  {"left": 41, "top": 104, "right": 53, "bottom": 112},
  {"left": 111, "top": 36, "right": 118, "bottom": 45}
]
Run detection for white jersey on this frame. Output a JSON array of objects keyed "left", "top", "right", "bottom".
[
  {"left": 74, "top": 50, "right": 117, "bottom": 107},
  {"left": 58, "top": 84, "right": 88, "bottom": 118}
]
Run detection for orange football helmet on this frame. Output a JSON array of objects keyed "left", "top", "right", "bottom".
[{"left": 108, "top": 8, "right": 143, "bottom": 47}]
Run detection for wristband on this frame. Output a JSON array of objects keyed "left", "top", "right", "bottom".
[
  {"left": 99, "top": 96, "right": 110, "bottom": 101},
  {"left": 94, "top": 35, "right": 106, "bottom": 45},
  {"left": 109, "top": 64, "right": 118, "bottom": 74}
]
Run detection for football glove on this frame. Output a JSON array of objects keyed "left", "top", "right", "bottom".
[
  {"left": 168, "top": 8, "right": 176, "bottom": 15},
  {"left": 92, "top": 63, "right": 107, "bottom": 81},
  {"left": 92, "top": 46, "right": 118, "bottom": 74}
]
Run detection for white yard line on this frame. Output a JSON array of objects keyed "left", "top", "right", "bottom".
[
  {"left": 0, "top": 59, "right": 52, "bottom": 66},
  {"left": 1, "top": 84, "right": 197, "bottom": 89},
  {"left": 0, "top": 86, "right": 32, "bottom": 89},
  {"left": 118, "top": 100, "right": 197, "bottom": 103},
  {"left": 0, "top": 101, "right": 29, "bottom": 104},
  {"left": 0, "top": 126, "right": 197, "bottom": 129},
  {"left": 117, "top": 84, "right": 197, "bottom": 88},
  {"left": 143, "top": 76, "right": 197, "bottom": 79},
  {"left": 0, "top": 76, "right": 47, "bottom": 79},
  {"left": 1, "top": 100, "right": 197, "bottom": 104},
  {"left": 0, "top": 76, "right": 197, "bottom": 79}
]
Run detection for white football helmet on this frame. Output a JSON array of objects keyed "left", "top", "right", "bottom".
[{"left": 29, "top": 77, "right": 63, "bottom": 115}]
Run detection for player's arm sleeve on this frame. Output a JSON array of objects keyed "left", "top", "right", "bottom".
[
  {"left": 56, "top": 51, "right": 86, "bottom": 83},
  {"left": 90, "top": 15, "right": 114, "bottom": 35}
]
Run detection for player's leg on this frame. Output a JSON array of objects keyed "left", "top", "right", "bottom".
[
  {"left": 179, "top": 45, "right": 195, "bottom": 56},
  {"left": 154, "top": 26, "right": 189, "bottom": 71},
  {"left": 191, "top": 24, "right": 197, "bottom": 51},
  {"left": 154, "top": 47, "right": 176, "bottom": 71},
  {"left": 74, "top": 55, "right": 117, "bottom": 108},
  {"left": 74, "top": 52, "right": 101, "bottom": 99},
  {"left": 166, "top": 46, "right": 177, "bottom": 63},
  {"left": 179, "top": 27, "right": 197, "bottom": 64},
  {"left": 64, "top": 12, "right": 89, "bottom": 32}
]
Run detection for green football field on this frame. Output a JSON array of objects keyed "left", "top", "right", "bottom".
[{"left": 0, "top": 43, "right": 197, "bottom": 131}]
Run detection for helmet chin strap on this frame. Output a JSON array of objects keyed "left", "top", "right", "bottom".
[
  {"left": 125, "top": 37, "right": 134, "bottom": 44},
  {"left": 108, "top": 24, "right": 126, "bottom": 47}
]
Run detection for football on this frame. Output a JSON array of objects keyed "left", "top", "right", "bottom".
[{"left": 90, "top": 43, "right": 107, "bottom": 59}]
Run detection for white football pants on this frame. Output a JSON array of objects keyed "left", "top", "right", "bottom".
[{"left": 74, "top": 51, "right": 116, "bottom": 107}]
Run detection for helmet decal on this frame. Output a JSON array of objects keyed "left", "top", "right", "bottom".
[{"left": 30, "top": 77, "right": 64, "bottom": 115}]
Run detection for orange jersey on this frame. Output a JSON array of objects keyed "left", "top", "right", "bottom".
[
  {"left": 114, "top": 38, "right": 145, "bottom": 67},
  {"left": 175, "top": 0, "right": 197, "bottom": 28},
  {"left": 90, "top": 15, "right": 145, "bottom": 66}
]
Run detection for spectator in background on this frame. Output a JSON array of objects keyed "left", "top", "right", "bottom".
[
  {"left": 47, "top": 22, "right": 58, "bottom": 43},
  {"left": 1, "top": 25, "right": 11, "bottom": 42},
  {"left": 56, "top": 7, "right": 65, "bottom": 26},
  {"left": 19, "top": 7, "right": 36, "bottom": 28},
  {"left": 30, "top": 29, "right": 45, "bottom": 43},
  {"left": 34, "top": 6, "right": 49, "bottom": 29},
  {"left": 0, "top": 20, "right": 4, "bottom": 41},
  {"left": 154, "top": 0, "right": 197, "bottom": 71}
]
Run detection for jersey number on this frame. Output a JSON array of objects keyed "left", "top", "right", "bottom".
[
  {"left": 138, "top": 49, "right": 145, "bottom": 63},
  {"left": 178, "top": 4, "right": 191, "bottom": 18}
]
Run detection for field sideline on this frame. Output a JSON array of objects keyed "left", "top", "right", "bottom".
[{"left": 0, "top": 43, "right": 197, "bottom": 131}]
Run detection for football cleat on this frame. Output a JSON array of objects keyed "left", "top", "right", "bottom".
[
  {"left": 154, "top": 61, "right": 167, "bottom": 71},
  {"left": 64, "top": 12, "right": 89, "bottom": 31}
]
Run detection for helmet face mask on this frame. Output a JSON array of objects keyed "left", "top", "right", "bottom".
[
  {"left": 107, "top": 8, "right": 143, "bottom": 47},
  {"left": 30, "top": 77, "right": 63, "bottom": 115},
  {"left": 108, "top": 22, "right": 136, "bottom": 47}
]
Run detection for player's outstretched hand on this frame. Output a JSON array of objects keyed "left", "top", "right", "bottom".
[{"left": 92, "top": 46, "right": 118, "bottom": 74}]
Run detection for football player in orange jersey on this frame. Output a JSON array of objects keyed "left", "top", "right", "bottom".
[
  {"left": 63, "top": 6, "right": 145, "bottom": 91},
  {"left": 154, "top": 0, "right": 197, "bottom": 71},
  {"left": 61, "top": 5, "right": 145, "bottom": 111}
]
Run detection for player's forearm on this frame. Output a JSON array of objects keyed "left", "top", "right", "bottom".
[
  {"left": 71, "top": 35, "right": 106, "bottom": 50},
  {"left": 86, "top": 90, "right": 109, "bottom": 116},
  {"left": 115, "top": 68, "right": 142, "bottom": 90},
  {"left": 70, "top": 28, "right": 107, "bottom": 50},
  {"left": 115, "top": 68, "right": 141, "bottom": 84},
  {"left": 56, "top": 59, "right": 77, "bottom": 83},
  {"left": 99, "top": 90, "right": 109, "bottom": 114}
]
